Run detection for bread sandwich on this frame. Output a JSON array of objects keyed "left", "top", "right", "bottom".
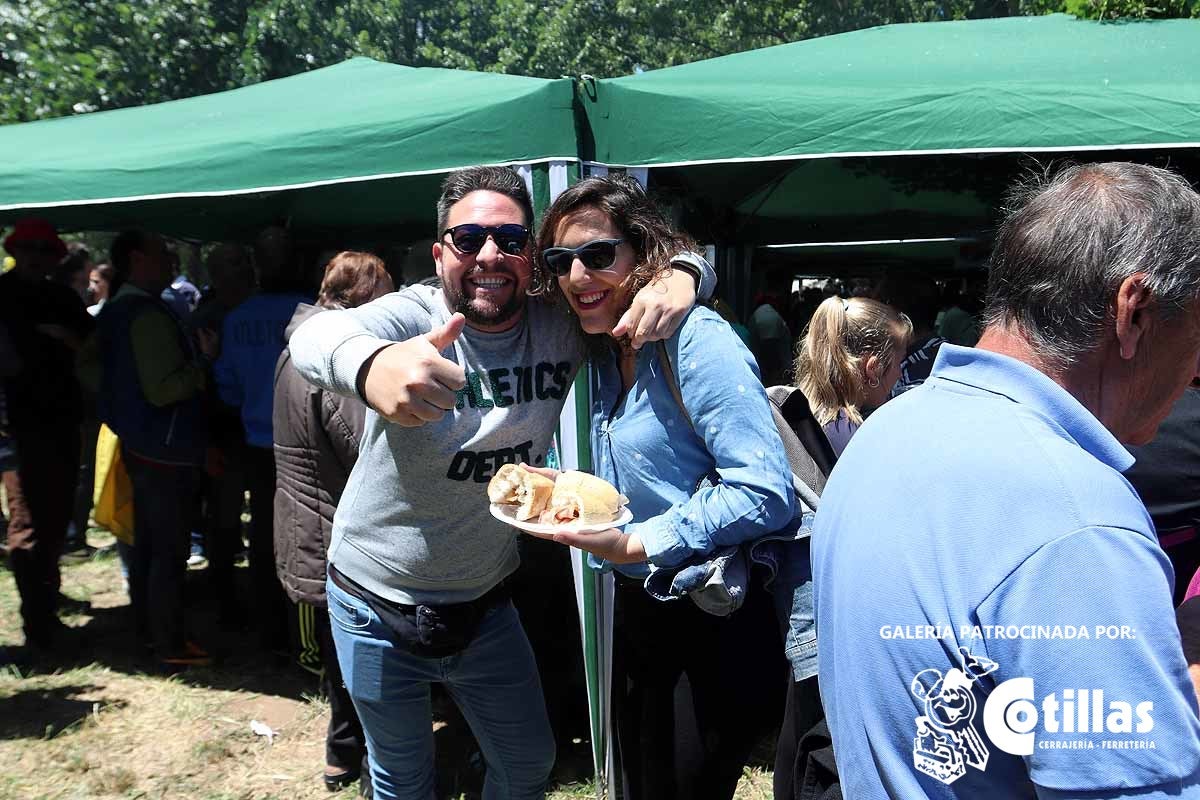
[
  {"left": 540, "top": 470, "right": 627, "bottom": 526},
  {"left": 487, "top": 464, "right": 556, "bottom": 521}
]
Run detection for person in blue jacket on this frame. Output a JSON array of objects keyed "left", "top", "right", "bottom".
[
  {"left": 83, "top": 230, "right": 214, "bottom": 668},
  {"left": 527, "top": 175, "right": 796, "bottom": 800},
  {"left": 214, "top": 225, "right": 308, "bottom": 653}
]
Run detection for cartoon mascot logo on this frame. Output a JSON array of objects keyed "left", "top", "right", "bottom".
[{"left": 910, "top": 647, "right": 998, "bottom": 785}]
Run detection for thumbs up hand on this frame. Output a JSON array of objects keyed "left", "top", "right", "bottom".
[{"left": 358, "top": 313, "right": 468, "bottom": 426}]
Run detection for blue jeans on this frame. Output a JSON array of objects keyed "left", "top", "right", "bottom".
[{"left": 327, "top": 577, "right": 555, "bottom": 800}]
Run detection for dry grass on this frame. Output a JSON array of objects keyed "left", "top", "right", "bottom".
[{"left": 0, "top": 530, "right": 772, "bottom": 800}]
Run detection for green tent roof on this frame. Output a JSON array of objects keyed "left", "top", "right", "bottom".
[
  {"left": 585, "top": 15, "right": 1200, "bottom": 168},
  {"left": 0, "top": 58, "right": 577, "bottom": 238},
  {"left": 4, "top": 15, "right": 1199, "bottom": 244}
]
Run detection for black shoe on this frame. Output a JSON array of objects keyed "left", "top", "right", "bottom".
[
  {"left": 324, "top": 768, "right": 360, "bottom": 792},
  {"left": 22, "top": 618, "right": 71, "bottom": 658},
  {"left": 0, "top": 644, "right": 31, "bottom": 669},
  {"left": 57, "top": 593, "right": 92, "bottom": 615}
]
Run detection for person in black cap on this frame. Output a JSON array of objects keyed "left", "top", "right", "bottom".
[{"left": 0, "top": 218, "right": 94, "bottom": 654}]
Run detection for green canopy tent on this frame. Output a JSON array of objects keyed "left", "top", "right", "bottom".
[
  {"left": 582, "top": 14, "right": 1200, "bottom": 304},
  {"left": 588, "top": 15, "right": 1200, "bottom": 167},
  {"left": 0, "top": 57, "right": 578, "bottom": 240}
]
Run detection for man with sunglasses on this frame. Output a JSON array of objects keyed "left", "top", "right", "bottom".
[{"left": 290, "top": 166, "right": 713, "bottom": 799}]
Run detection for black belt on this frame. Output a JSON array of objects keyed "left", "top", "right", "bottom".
[
  {"left": 328, "top": 564, "right": 510, "bottom": 657},
  {"left": 329, "top": 564, "right": 509, "bottom": 610}
]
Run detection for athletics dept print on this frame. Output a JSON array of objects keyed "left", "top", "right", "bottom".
[{"left": 884, "top": 625, "right": 1161, "bottom": 787}]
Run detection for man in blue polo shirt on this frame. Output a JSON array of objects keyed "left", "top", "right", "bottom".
[{"left": 814, "top": 162, "right": 1200, "bottom": 799}]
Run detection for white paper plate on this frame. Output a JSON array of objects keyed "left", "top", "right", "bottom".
[{"left": 489, "top": 503, "right": 634, "bottom": 535}]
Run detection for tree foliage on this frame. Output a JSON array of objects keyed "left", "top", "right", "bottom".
[{"left": 2, "top": 0, "right": 1197, "bottom": 125}]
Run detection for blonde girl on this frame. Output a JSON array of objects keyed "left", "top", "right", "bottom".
[{"left": 794, "top": 296, "right": 912, "bottom": 455}]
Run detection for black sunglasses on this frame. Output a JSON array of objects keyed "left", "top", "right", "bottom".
[
  {"left": 442, "top": 223, "right": 529, "bottom": 256},
  {"left": 541, "top": 238, "right": 626, "bottom": 276}
]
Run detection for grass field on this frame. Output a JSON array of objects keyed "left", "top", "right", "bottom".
[{"left": 0, "top": 530, "right": 773, "bottom": 799}]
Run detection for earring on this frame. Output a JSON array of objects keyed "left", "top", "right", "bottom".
[{"left": 868, "top": 378, "right": 880, "bottom": 388}]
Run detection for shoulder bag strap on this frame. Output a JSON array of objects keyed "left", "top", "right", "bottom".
[{"left": 656, "top": 340, "right": 695, "bottom": 432}]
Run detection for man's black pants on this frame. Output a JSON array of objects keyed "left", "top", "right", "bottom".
[
  {"left": 3, "top": 424, "right": 79, "bottom": 645},
  {"left": 124, "top": 449, "right": 194, "bottom": 656}
]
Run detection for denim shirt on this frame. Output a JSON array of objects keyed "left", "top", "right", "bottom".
[{"left": 588, "top": 306, "right": 795, "bottom": 580}]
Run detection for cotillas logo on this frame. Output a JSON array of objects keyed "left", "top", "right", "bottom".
[
  {"left": 982, "top": 679, "right": 1155, "bottom": 756},
  {"left": 910, "top": 648, "right": 1156, "bottom": 785}
]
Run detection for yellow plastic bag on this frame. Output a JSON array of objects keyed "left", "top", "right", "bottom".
[{"left": 93, "top": 424, "right": 134, "bottom": 545}]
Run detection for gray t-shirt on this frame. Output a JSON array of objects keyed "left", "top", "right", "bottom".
[{"left": 289, "top": 283, "right": 585, "bottom": 603}]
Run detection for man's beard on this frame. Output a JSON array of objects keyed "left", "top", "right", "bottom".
[{"left": 442, "top": 276, "right": 525, "bottom": 327}]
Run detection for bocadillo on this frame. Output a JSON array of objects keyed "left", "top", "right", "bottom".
[
  {"left": 540, "top": 470, "right": 627, "bottom": 526},
  {"left": 487, "top": 464, "right": 556, "bottom": 521}
]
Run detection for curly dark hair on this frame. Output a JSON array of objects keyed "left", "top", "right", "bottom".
[{"left": 532, "top": 175, "right": 697, "bottom": 311}]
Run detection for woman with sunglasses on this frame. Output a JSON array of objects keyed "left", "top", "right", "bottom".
[{"left": 527, "top": 175, "right": 796, "bottom": 800}]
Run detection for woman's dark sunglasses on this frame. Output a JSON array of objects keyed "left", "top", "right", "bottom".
[
  {"left": 541, "top": 238, "right": 626, "bottom": 276},
  {"left": 443, "top": 223, "right": 529, "bottom": 256}
]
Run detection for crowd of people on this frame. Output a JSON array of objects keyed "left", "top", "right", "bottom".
[
  {"left": 2, "top": 158, "right": 1200, "bottom": 800},
  {"left": 0, "top": 221, "right": 381, "bottom": 789}
]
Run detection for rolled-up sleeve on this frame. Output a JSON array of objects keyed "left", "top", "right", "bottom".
[
  {"left": 629, "top": 316, "right": 795, "bottom": 567},
  {"left": 671, "top": 251, "right": 718, "bottom": 304},
  {"left": 289, "top": 291, "right": 429, "bottom": 399}
]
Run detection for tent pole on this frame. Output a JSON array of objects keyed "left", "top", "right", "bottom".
[{"left": 539, "top": 160, "right": 617, "bottom": 798}]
